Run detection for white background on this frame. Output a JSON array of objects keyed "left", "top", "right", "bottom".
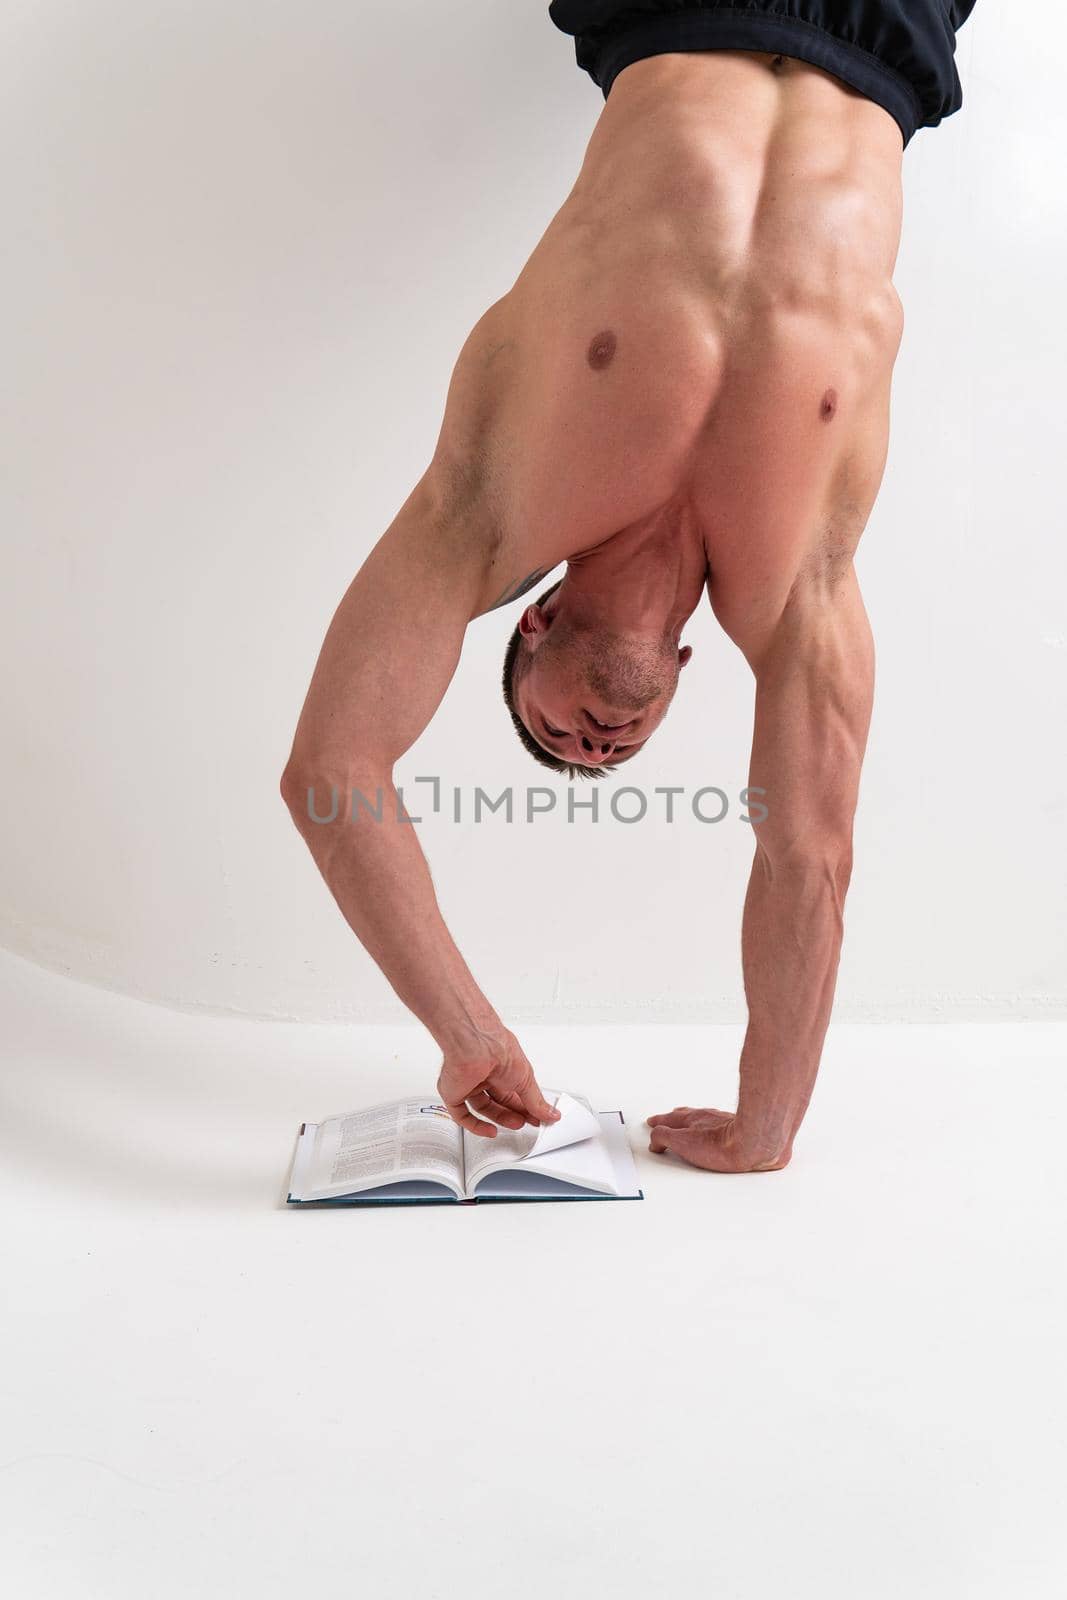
[
  {"left": 4, "top": 11, "right": 1066, "bottom": 1600},
  {"left": 2, "top": 951, "right": 1064, "bottom": 1600},
  {"left": 2, "top": 1, "right": 1063, "bottom": 1023}
]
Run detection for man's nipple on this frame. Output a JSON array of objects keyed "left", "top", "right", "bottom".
[{"left": 586, "top": 330, "right": 617, "bottom": 371}]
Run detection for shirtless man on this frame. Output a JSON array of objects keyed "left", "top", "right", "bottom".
[{"left": 281, "top": 3, "right": 976, "bottom": 1172}]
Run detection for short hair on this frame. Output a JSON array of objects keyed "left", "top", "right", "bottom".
[{"left": 501, "top": 580, "right": 608, "bottom": 780}]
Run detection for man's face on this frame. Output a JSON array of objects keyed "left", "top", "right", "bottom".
[{"left": 514, "top": 610, "right": 692, "bottom": 769}]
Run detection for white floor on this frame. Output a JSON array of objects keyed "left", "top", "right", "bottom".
[{"left": 1, "top": 948, "right": 1064, "bottom": 1600}]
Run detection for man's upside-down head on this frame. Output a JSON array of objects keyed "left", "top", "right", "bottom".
[{"left": 502, "top": 578, "right": 692, "bottom": 777}]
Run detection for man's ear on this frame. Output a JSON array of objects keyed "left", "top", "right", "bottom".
[
  {"left": 678, "top": 645, "right": 693, "bottom": 668},
  {"left": 518, "top": 603, "right": 549, "bottom": 641}
]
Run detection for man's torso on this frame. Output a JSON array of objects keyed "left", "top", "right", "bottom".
[{"left": 435, "top": 49, "right": 906, "bottom": 650}]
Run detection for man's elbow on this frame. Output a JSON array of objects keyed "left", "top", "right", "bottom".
[
  {"left": 280, "top": 758, "right": 312, "bottom": 832},
  {"left": 280, "top": 755, "right": 346, "bottom": 831},
  {"left": 279, "top": 754, "right": 392, "bottom": 833},
  {"left": 280, "top": 759, "right": 343, "bottom": 834}
]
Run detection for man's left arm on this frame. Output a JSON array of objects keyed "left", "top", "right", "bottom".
[{"left": 649, "top": 565, "right": 875, "bottom": 1171}]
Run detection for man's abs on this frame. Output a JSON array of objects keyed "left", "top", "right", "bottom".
[{"left": 434, "top": 49, "right": 905, "bottom": 629}]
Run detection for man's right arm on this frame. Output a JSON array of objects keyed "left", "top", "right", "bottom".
[{"left": 280, "top": 473, "right": 557, "bottom": 1138}]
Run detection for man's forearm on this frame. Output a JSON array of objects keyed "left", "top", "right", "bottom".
[
  {"left": 728, "top": 568, "right": 874, "bottom": 1167},
  {"left": 733, "top": 837, "right": 853, "bottom": 1166},
  {"left": 282, "top": 767, "right": 501, "bottom": 1051}
]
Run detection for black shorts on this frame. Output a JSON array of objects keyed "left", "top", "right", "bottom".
[{"left": 548, "top": 1, "right": 977, "bottom": 148}]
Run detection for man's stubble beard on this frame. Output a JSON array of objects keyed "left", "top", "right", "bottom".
[{"left": 579, "top": 629, "right": 676, "bottom": 712}]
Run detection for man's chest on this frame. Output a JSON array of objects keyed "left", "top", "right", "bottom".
[{"left": 496, "top": 296, "right": 893, "bottom": 581}]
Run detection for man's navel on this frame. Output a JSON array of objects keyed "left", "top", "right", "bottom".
[
  {"left": 586, "top": 330, "right": 617, "bottom": 371},
  {"left": 820, "top": 387, "right": 838, "bottom": 421}
]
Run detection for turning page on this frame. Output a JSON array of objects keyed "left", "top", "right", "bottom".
[
  {"left": 469, "top": 1110, "right": 641, "bottom": 1200},
  {"left": 462, "top": 1090, "right": 607, "bottom": 1195}
]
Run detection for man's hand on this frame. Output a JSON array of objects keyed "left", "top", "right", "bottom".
[
  {"left": 646, "top": 1108, "right": 791, "bottom": 1173},
  {"left": 437, "top": 1025, "right": 561, "bottom": 1140}
]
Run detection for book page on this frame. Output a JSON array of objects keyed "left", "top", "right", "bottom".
[
  {"left": 305, "top": 1098, "right": 462, "bottom": 1199},
  {"left": 462, "top": 1090, "right": 600, "bottom": 1194},
  {"left": 472, "top": 1113, "right": 641, "bottom": 1201},
  {"left": 512, "top": 1123, "right": 618, "bottom": 1194}
]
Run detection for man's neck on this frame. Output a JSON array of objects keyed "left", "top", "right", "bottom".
[{"left": 557, "top": 512, "right": 707, "bottom": 644}]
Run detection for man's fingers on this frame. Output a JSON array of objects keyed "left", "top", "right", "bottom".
[
  {"left": 504, "top": 1069, "right": 559, "bottom": 1127},
  {"left": 481, "top": 1098, "right": 526, "bottom": 1129},
  {"left": 447, "top": 1105, "right": 497, "bottom": 1138},
  {"left": 464, "top": 1089, "right": 526, "bottom": 1129},
  {"left": 646, "top": 1106, "right": 699, "bottom": 1129},
  {"left": 477, "top": 1084, "right": 542, "bottom": 1129},
  {"left": 648, "top": 1124, "right": 724, "bottom": 1169},
  {"left": 522, "top": 1084, "right": 561, "bottom": 1126},
  {"left": 647, "top": 1107, "right": 733, "bottom": 1130}
]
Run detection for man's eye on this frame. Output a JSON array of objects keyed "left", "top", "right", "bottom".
[{"left": 545, "top": 722, "right": 567, "bottom": 739}]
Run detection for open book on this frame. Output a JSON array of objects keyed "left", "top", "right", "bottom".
[{"left": 286, "top": 1090, "right": 642, "bottom": 1205}]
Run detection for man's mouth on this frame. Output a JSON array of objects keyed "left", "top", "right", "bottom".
[{"left": 582, "top": 709, "right": 634, "bottom": 736}]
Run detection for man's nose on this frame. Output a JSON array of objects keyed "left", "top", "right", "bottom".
[{"left": 577, "top": 732, "right": 615, "bottom": 758}]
